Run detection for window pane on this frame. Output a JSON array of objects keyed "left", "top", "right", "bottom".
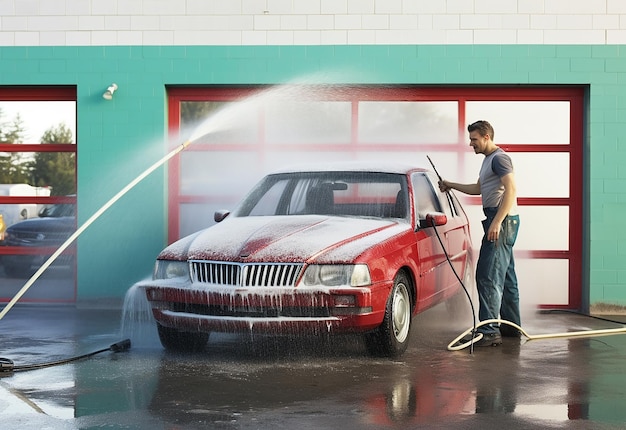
[
  {"left": 513, "top": 153, "right": 569, "bottom": 198},
  {"left": 358, "top": 101, "right": 458, "bottom": 144},
  {"left": 0, "top": 198, "right": 47, "bottom": 232},
  {"left": 465, "top": 101, "right": 570, "bottom": 145},
  {"left": 181, "top": 101, "right": 258, "bottom": 144},
  {"left": 0, "top": 200, "right": 76, "bottom": 289},
  {"left": 463, "top": 204, "right": 568, "bottom": 252},
  {"left": 180, "top": 202, "right": 222, "bottom": 237},
  {"left": 412, "top": 173, "right": 440, "bottom": 219},
  {"left": 515, "top": 206, "right": 569, "bottom": 251},
  {"left": 0, "top": 101, "right": 76, "bottom": 195},
  {"left": 265, "top": 101, "right": 351, "bottom": 144},
  {"left": 516, "top": 259, "right": 569, "bottom": 305},
  {"left": 262, "top": 150, "right": 353, "bottom": 172},
  {"left": 180, "top": 151, "right": 261, "bottom": 197},
  {"left": 0, "top": 101, "right": 76, "bottom": 144}
]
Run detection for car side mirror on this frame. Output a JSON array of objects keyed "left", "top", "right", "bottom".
[
  {"left": 419, "top": 212, "right": 448, "bottom": 229},
  {"left": 214, "top": 210, "right": 230, "bottom": 223}
]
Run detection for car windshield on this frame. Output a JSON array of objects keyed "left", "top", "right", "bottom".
[
  {"left": 39, "top": 203, "right": 75, "bottom": 218},
  {"left": 234, "top": 171, "right": 409, "bottom": 220}
]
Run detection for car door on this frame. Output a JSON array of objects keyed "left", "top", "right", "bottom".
[
  {"left": 431, "top": 174, "right": 470, "bottom": 292},
  {"left": 411, "top": 172, "right": 449, "bottom": 303}
]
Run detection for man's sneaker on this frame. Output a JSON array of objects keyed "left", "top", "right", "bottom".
[
  {"left": 500, "top": 326, "right": 521, "bottom": 338},
  {"left": 473, "top": 332, "right": 502, "bottom": 347}
]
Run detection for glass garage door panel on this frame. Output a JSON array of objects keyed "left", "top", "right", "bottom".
[
  {"left": 358, "top": 101, "right": 458, "bottom": 144},
  {"left": 265, "top": 101, "right": 352, "bottom": 144},
  {"left": 514, "top": 206, "right": 569, "bottom": 251},
  {"left": 465, "top": 101, "right": 570, "bottom": 145},
  {"left": 516, "top": 259, "right": 569, "bottom": 306},
  {"left": 180, "top": 151, "right": 261, "bottom": 197},
  {"left": 179, "top": 203, "right": 224, "bottom": 238},
  {"left": 513, "top": 153, "right": 570, "bottom": 198},
  {"left": 354, "top": 151, "right": 441, "bottom": 166},
  {"left": 458, "top": 205, "right": 569, "bottom": 252},
  {"left": 180, "top": 101, "right": 258, "bottom": 144}
]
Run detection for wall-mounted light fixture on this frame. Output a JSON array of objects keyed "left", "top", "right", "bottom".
[{"left": 102, "top": 83, "right": 118, "bottom": 100}]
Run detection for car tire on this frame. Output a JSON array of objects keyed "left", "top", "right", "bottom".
[
  {"left": 365, "top": 271, "right": 413, "bottom": 357},
  {"left": 157, "top": 323, "right": 209, "bottom": 352}
]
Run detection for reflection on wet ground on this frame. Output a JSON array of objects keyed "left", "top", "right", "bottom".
[{"left": 1, "top": 304, "right": 626, "bottom": 429}]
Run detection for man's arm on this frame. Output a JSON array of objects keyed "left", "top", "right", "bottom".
[{"left": 439, "top": 179, "right": 481, "bottom": 196}]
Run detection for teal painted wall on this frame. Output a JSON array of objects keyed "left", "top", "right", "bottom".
[{"left": 0, "top": 44, "right": 623, "bottom": 306}]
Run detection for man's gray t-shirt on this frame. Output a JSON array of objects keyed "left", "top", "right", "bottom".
[{"left": 479, "top": 148, "right": 518, "bottom": 214}]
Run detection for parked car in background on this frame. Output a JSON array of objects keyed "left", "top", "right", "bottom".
[
  {"left": 141, "top": 162, "right": 474, "bottom": 357},
  {"left": 0, "top": 202, "right": 76, "bottom": 278}
]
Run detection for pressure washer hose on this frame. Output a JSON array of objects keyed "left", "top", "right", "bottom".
[
  {"left": 448, "top": 317, "right": 626, "bottom": 351},
  {"left": 426, "top": 156, "right": 626, "bottom": 353},
  {"left": 0, "top": 140, "right": 191, "bottom": 321}
]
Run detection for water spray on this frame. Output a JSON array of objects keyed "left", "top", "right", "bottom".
[{"left": 0, "top": 140, "right": 191, "bottom": 321}]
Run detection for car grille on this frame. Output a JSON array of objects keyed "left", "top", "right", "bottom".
[{"left": 190, "top": 260, "right": 303, "bottom": 287}]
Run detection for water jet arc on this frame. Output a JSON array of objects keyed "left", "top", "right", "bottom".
[{"left": 0, "top": 140, "right": 192, "bottom": 321}]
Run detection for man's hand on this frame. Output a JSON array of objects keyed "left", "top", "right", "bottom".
[
  {"left": 488, "top": 219, "right": 501, "bottom": 243},
  {"left": 438, "top": 180, "right": 451, "bottom": 192}
]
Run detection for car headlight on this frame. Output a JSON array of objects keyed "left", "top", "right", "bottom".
[
  {"left": 153, "top": 260, "right": 190, "bottom": 280},
  {"left": 300, "top": 264, "right": 371, "bottom": 287}
]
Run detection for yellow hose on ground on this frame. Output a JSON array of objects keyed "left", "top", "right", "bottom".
[{"left": 447, "top": 318, "right": 626, "bottom": 351}]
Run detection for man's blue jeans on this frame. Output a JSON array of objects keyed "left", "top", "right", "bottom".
[{"left": 476, "top": 207, "right": 521, "bottom": 334}]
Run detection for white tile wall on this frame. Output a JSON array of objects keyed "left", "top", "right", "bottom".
[
  {"left": 0, "top": 0, "right": 625, "bottom": 45},
  {"left": 321, "top": 0, "right": 347, "bottom": 15}
]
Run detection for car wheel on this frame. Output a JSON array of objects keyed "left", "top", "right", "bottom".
[
  {"left": 365, "top": 271, "right": 413, "bottom": 357},
  {"left": 157, "top": 323, "right": 209, "bottom": 352}
]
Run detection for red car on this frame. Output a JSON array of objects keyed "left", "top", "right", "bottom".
[{"left": 141, "top": 162, "right": 473, "bottom": 357}]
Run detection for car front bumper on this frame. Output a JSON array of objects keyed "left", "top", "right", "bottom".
[{"left": 140, "top": 281, "right": 390, "bottom": 335}]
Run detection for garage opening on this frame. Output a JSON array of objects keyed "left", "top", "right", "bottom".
[
  {"left": 167, "top": 86, "right": 584, "bottom": 310},
  {"left": 0, "top": 86, "right": 77, "bottom": 304}
]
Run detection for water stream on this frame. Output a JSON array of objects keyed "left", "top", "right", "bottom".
[{"left": 0, "top": 84, "right": 307, "bottom": 323}]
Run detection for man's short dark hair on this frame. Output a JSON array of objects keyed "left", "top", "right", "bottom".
[{"left": 468, "top": 120, "right": 494, "bottom": 141}]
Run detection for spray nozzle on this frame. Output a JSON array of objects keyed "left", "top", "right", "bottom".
[
  {"left": 0, "top": 357, "right": 15, "bottom": 373},
  {"left": 109, "top": 339, "right": 131, "bottom": 353}
]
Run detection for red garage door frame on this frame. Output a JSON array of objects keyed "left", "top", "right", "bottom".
[
  {"left": 0, "top": 86, "right": 77, "bottom": 303},
  {"left": 167, "top": 85, "right": 585, "bottom": 310}
]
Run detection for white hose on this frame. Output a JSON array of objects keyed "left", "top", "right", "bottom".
[
  {"left": 448, "top": 317, "right": 626, "bottom": 351},
  {"left": 0, "top": 140, "right": 191, "bottom": 321}
]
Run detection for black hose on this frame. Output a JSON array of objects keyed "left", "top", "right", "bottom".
[
  {"left": 0, "top": 339, "right": 131, "bottom": 374},
  {"left": 430, "top": 216, "right": 477, "bottom": 354},
  {"left": 541, "top": 309, "right": 626, "bottom": 325}
]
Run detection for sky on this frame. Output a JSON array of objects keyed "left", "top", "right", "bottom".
[{"left": 0, "top": 101, "right": 76, "bottom": 144}]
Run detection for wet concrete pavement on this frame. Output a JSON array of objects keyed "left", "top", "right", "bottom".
[{"left": 1, "top": 302, "right": 626, "bottom": 430}]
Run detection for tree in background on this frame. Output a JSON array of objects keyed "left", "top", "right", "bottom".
[
  {"left": 29, "top": 123, "right": 76, "bottom": 196},
  {"left": 0, "top": 109, "right": 30, "bottom": 183}
]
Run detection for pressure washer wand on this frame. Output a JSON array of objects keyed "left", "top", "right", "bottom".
[{"left": 427, "top": 155, "right": 444, "bottom": 184}]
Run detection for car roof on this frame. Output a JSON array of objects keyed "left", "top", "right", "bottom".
[{"left": 269, "top": 161, "right": 431, "bottom": 175}]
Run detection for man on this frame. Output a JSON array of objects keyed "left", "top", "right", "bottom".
[{"left": 439, "top": 120, "right": 521, "bottom": 347}]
